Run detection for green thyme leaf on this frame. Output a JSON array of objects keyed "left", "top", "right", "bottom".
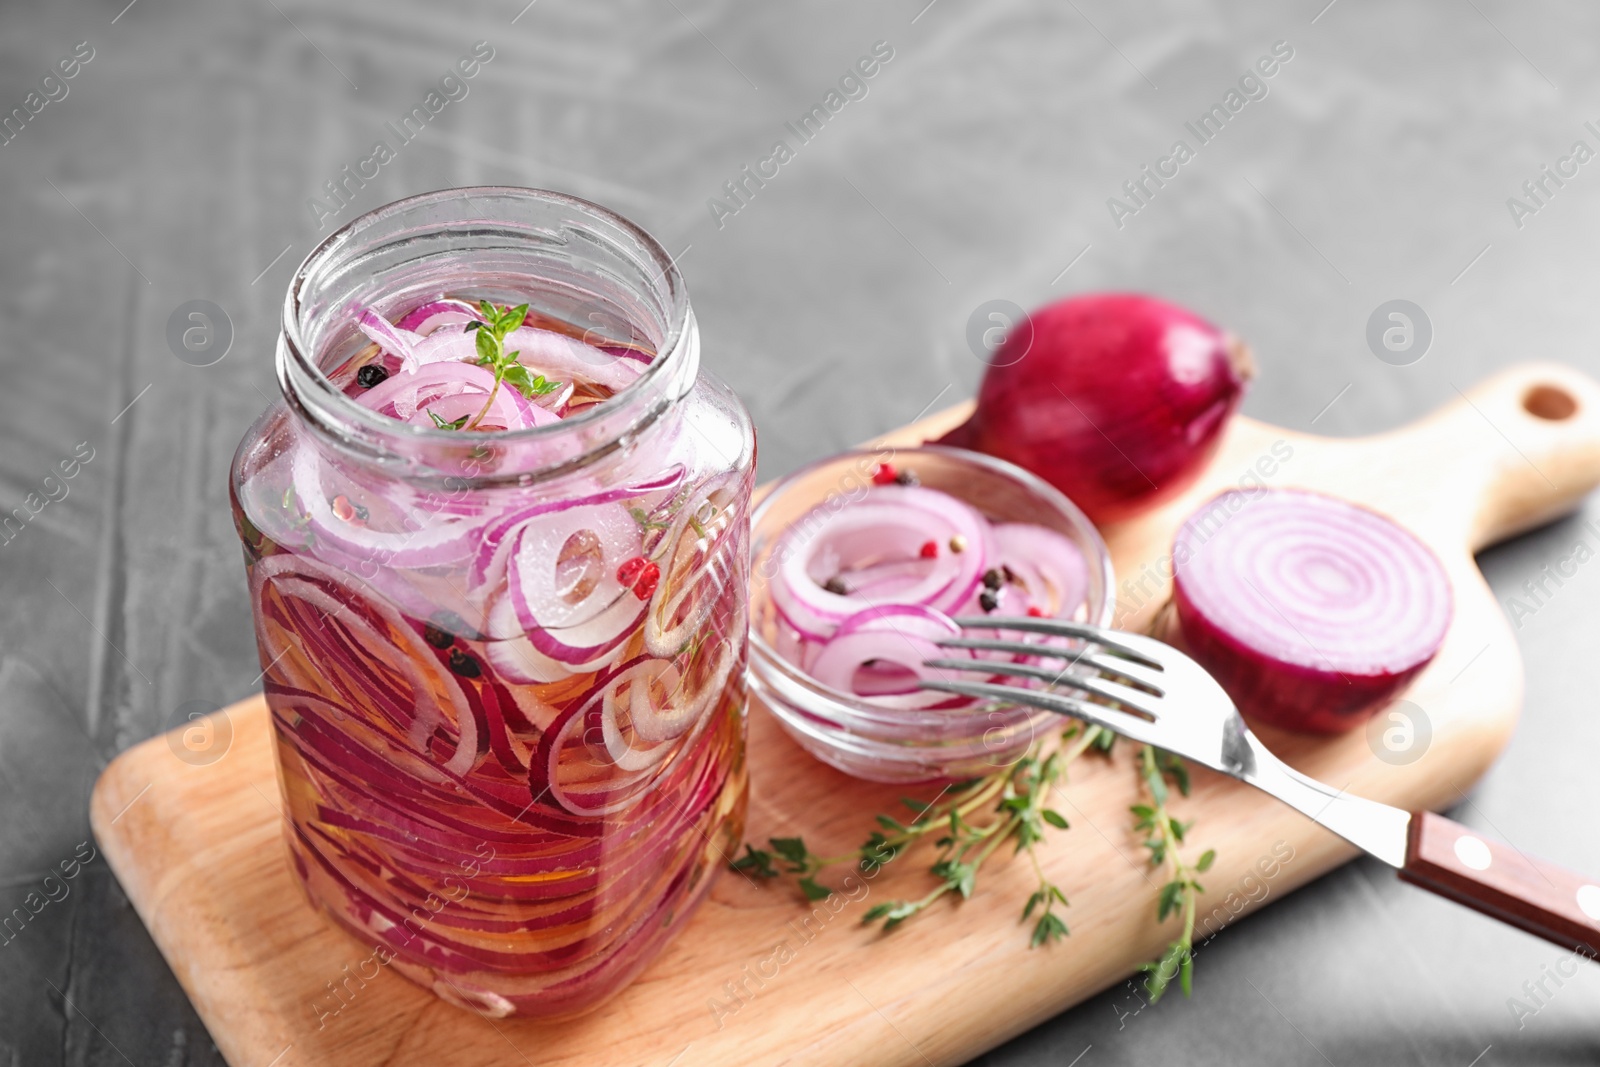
[
  {"left": 797, "top": 877, "right": 832, "bottom": 902},
  {"left": 474, "top": 326, "right": 499, "bottom": 367},
  {"left": 731, "top": 724, "right": 1116, "bottom": 960},
  {"left": 768, "top": 837, "right": 811, "bottom": 872},
  {"left": 730, "top": 845, "right": 779, "bottom": 879},
  {"left": 501, "top": 303, "right": 529, "bottom": 333},
  {"left": 1030, "top": 910, "right": 1069, "bottom": 948}
]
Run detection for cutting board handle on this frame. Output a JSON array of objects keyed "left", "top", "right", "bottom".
[{"left": 1418, "top": 362, "right": 1600, "bottom": 549}]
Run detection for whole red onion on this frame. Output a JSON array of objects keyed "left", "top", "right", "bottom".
[{"left": 940, "top": 293, "right": 1253, "bottom": 524}]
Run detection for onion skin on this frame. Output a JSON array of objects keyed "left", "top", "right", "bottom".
[
  {"left": 1173, "top": 580, "right": 1437, "bottom": 735},
  {"left": 940, "top": 293, "right": 1252, "bottom": 524},
  {"left": 1170, "top": 488, "right": 1452, "bottom": 735}
]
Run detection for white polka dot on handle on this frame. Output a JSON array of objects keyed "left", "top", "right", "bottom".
[
  {"left": 1577, "top": 884, "right": 1600, "bottom": 922},
  {"left": 1454, "top": 835, "right": 1493, "bottom": 871}
]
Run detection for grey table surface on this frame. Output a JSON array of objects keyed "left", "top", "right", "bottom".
[{"left": 2, "top": 0, "right": 1599, "bottom": 1064}]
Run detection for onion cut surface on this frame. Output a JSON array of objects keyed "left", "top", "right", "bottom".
[{"left": 1172, "top": 488, "right": 1452, "bottom": 734}]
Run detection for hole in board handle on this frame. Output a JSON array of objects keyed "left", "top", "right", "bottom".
[{"left": 1523, "top": 384, "right": 1578, "bottom": 421}]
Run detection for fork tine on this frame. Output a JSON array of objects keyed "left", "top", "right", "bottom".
[
  {"left": 937, "top": 635, "right": 1091, "bottom": 660},
  {"left": 1078, "top": 652, "right": 1167, "bottom": 694},
  {"left": 923, "top": 658, "right": 1162, "bottom": 718},
  {"left": 932, "top": 637, "right": 1168, "bottom": 693},
  {"left": 917, "top": 679, "right": 1164, "bottom": 748},
  {"left": 951, "top": 617, "right": 1163, "bottom": 667}
]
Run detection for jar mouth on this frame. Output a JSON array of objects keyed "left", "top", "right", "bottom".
[{"left": 278, "top": 186, "right": 694, "bottom": 484}]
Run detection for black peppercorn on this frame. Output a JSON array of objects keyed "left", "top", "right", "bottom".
[
  {"left": 447, "top": 648, "right": 481, "bottom": 678},
  {"left": 979, "top": 589, "right": 1000, "bottom": 613},
  {"left": 422, "top": 623, "right": 454, "bottom": 649},
  {"left": 822, "top": 576, "right": 850, "bottom": 595},
  {"left": 893, "top": 469, "right": 919, "bottom": 486},
  {"left": 982, "top": 568, "right": 1003, "bottom": 590},
  {"left": 356, "top": 364, "right": 389, "bottom": 388}
]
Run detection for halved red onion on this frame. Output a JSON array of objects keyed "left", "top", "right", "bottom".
[{"left": 1172, "top": 488, "right": 1452, "bottom": 735}]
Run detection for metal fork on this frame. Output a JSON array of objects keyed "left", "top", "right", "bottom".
[{"left": 922, "top": 616, "right": 1600, "bottom": 958}]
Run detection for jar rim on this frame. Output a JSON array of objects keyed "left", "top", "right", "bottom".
[{"left": 277, "top": 186, "right": 694, "bottom": 482}]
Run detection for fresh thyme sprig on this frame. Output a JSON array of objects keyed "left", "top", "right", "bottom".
[
  {"left": 1133, "top": 744, "right": 1215, "bottom": 1003},
  {"left": 441, "top": 300, "right": 562, "bottom": 431},
  {"left": 732, "top": 723, "right": 1109, "bottom": 948},
  {"left": 731, "top": 662, "right": 1216, "bottom": 997}
]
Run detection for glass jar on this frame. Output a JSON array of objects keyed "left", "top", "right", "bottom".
[{"left": 230, "top": 188, "right": 754, "bottom": 1019}]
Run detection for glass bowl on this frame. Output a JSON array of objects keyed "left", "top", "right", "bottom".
[{"left": 748, "top": 445, "right": 1114, "bottom": 783}]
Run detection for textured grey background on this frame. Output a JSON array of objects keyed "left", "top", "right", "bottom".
[{"left": 2, "top": 0, "right": 1599, "bottom": 1064}]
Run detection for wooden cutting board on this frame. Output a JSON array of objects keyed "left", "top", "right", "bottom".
[{"left": 91, "top": 362, "right": 1600, "bottom": 1067}]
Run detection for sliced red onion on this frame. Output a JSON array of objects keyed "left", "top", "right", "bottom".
[
  {"left": 289, "top": 448, "right": 480, "bottom": 569},
  {"left": 597, "top": 669, "right": 679, "bottom": 772},
  {"left": 404, "top": 323, "right": 639, "bottom": 393},
  {"left": 468, "top": 466, "right": 686, "bottom": 588},
  {"left": 765, "top": 482, "right": 1099, "bottom": 709},
  {"left": 990, "top": 523, "right": 1087, "bottom": 618},
  {"left": 250, "top": 553, "right": 481, "bottom": 776},
  {"left": 532, "top": 660, "right": 684, "bottom": 817},
  {"left": 484, "top": 592, "right": 636, "bottom": 683},
  {"left": 534, "top": 379, "right": 575, "bottom": 414},
  {"left": 772, "top": 487, "right": 987, "bottom": 639},
  {"left": 355, "top": 361, "right": 497, "bottom": 420},
  {"left": 1172, "top": 488, "right": 1452, "bottom": 735},
  {"left": 643, "top": 472, "right": 745, "bottom": 658},
  {"left": 406, "top": 389, "right": 552, "bottom": 432},
  {"left": 629, "top": 642, "right": 735, "bottom": 743},
  {"left": 353, "top": 305, "right": 424, "bottom": 374},
  {"left": 397, "top": 298, "right": 482, "bottom": 335},
  {"left": 807, "top": 605, "right": 975, "bottom": 710},
  {"left": 506, "top": 502, "right": 641, "bottom": 630}
]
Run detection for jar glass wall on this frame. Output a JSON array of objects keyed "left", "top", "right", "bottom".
[{"left": 230, "top": 188, "right": 754, "bottom": 1019}]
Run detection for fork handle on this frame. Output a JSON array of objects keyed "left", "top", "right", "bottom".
[{"left": 1399, "top": 811, "right": 1600, "bottom": 957}]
